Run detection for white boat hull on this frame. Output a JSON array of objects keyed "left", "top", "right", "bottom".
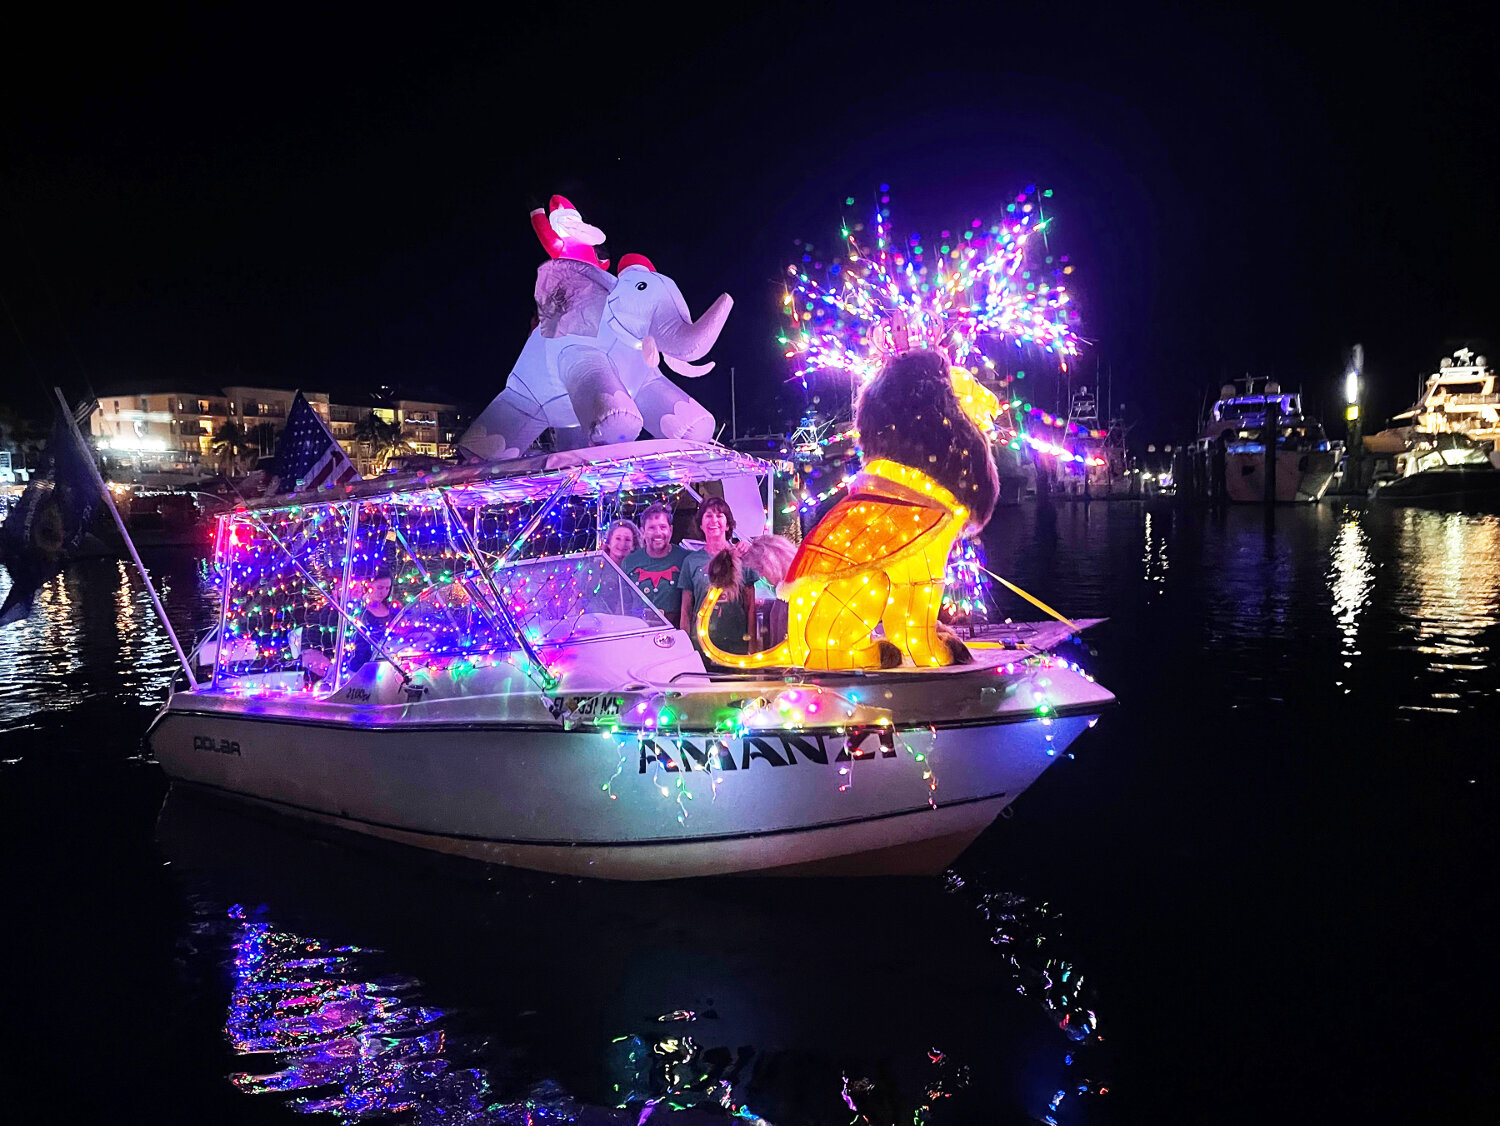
[
  {"left": 1226, "top": 449, "right": 1336, "bottom": 503},
  {"left": 148, "top": 707, "right": 1103, "bottom": 879}
]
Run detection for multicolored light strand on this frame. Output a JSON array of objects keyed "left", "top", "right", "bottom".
[
  {"left": 779, "top": 186, "right": 1083, "bottom": 390},
  {"left": 942, "top": 538, "right": 993, "bottom": 623}
]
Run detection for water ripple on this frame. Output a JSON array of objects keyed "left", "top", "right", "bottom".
[{"left": 216, "top": 902, "right": 494, "bottom": 1122}]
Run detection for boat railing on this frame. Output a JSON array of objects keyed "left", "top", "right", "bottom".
[{"left": 1437, "top": 392, "right": 1500, "bottom": 407}]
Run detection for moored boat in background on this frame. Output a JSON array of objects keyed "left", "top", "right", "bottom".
[
  {"left": 1365, "top": 349, "right": 1500, "bottom": 510},
  {"left": 1052, "top": 384, "right": 1135, "bottom": 499},
  {"left": 1393, "top": 347, "right": 1500, "bottom": 448},
  {"left": 106, "top": 486, "right": 224, "bottom": 550},
  {"left": 1195, "top": 378, "right": 1336, "bottom": 503},
  {"left": 1367, "top": 431, "right": 1500, "bottom": 508}
]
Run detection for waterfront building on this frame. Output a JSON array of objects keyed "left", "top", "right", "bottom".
[{"left": 88, "top": 385, "right": 462, "bottom": 478}]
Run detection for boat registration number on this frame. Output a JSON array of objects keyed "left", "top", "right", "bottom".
[{"left": 566, "top": 694, "right": 622, "bottom": 722}]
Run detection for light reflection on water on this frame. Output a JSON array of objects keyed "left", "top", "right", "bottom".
[
  {"left": 1140, "top": 510, "right": 1168, "bottom": 597},
  {"left": 1328, "top": 510, "right": 1372, "bottom": 691},
  {"left": 0, "top": 552, "right": 216, "bottom": 731},
  {"left": 219, "top": 903, "right": 494, "bottom": 1122},
  {"left": 200, "top": 881, "right": 1105, "bottom": 1126},
  {"left": 158, "top": 790, "right": 1104, "bottom": 1126},
  {"left": 983, "top": 501, "right": 1500, "bottom": 724},
  {"left": 1386, "top": 511, "right": 1500, "bottom": 714}
]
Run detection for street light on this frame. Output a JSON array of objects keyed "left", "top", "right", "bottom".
[
  {"left": 1344, "top": 344, "right": 1364, "bottom": 491},
  {"left": 1345, "top": 342, "right": 1363, "bottom": 422}
]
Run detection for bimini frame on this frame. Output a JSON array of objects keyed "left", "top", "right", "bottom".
[{"left": 209, "top": 440, "right": 778, "bottom": 697}]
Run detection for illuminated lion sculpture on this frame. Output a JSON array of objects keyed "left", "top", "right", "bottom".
[{"left": 697, "top": 350, "right": 1000, "bottom": 670}]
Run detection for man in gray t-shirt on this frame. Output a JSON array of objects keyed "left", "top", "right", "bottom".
[{"left": 620, "top": 504, "right": 688, "bottom": 620}]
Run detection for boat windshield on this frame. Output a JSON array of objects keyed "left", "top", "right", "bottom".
[
  {"left": 384, "top": 573, "right": 518, "bottom": 659},
  {"left": 1215, "top": 392, "right": 1298, "bottom": 422},
  {"left": 1222, "top": 422, "right": 1330, "bottom": 454},
  {"left": 1443, "top": 446, "right": 1491, "bottom": 466},
  {"left": 1408, "top": 438, "right": 1491, "bottom": 472},
  {"left": 1435, "top": 381, "right": 1485, "bottom": 397},
  {"left": 495, "top": 553, "right": 670, "bottom": 645}
]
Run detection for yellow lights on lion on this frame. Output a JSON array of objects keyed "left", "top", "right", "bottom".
[{"left": 696, "top": 461, "right": 969, "bottom": 673}]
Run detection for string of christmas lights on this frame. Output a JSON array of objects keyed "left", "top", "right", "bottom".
[
  {"left": 779, "top": 186, "right": 1082, "bottom": 393},
  {"left": 942, "top": 538, "right": 993, "bottom": 624}
]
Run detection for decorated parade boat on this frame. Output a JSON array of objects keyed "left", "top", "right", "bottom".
[{"left": 144, "top": 435, "right": 1112, "bottom": 880}]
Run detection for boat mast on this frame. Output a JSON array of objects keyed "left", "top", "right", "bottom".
[{"left": 1104, "top": 358, "right": 1111, "bottom": 428}]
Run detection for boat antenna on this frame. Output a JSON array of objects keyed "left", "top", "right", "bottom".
[{"left": 53, "top": 387, "right": 200, "bottom": 689}]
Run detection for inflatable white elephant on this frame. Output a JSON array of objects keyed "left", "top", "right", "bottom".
[{"left": 460, "top": 254, "right": 732, "bottom": 460}]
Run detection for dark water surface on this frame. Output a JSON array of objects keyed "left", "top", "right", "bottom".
[{"left": 1, "top": 501, "right": 1495, "bottom": 1124}]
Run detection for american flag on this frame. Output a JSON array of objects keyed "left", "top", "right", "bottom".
[{"left": 269, "top": 393, "right": 361, "bottom": 495}]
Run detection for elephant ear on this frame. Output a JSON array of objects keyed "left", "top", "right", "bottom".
[{"left": 534, "top": 259, "right": 612, "bottom": 339}]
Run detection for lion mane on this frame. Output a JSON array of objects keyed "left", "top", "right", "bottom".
[{"left": 855, "top": 350, "right": 999, "bottom": 532}]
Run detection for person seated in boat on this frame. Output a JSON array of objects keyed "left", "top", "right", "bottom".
[
  {"left": 602, "top": 519, "right": 640, "bottom": 569},
  {"left": 301, "top": 566, "right": 397, "bottom": 681},
  {"left": 677, "top": 497, "right": 759, "bottom": 656},
  {"left": 622, "top": 503, "right": 689, "bottom": 621},
  {"left": 346, "top": 566, "right": 396, "bottom": 671}
]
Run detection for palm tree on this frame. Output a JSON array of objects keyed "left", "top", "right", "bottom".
[
  {"left": 353, "top": 413, "right": 411, "bottom": 470},
  {"left": 211, "top": 421, "right": 251, "bottom": 475},
  {"left": 249, "top": 421, "right": 279, "bottom": 460},
  {"left": 0, "top": 403, "right": 47, "bottom": 470}
]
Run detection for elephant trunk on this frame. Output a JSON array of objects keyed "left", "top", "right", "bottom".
[{"left": 653, "top": 293, "right": 733, "bottom": 361}]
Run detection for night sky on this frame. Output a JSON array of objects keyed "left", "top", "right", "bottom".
[{"left": 2, "top": 3, "right": 1496, "bottom": 444}]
